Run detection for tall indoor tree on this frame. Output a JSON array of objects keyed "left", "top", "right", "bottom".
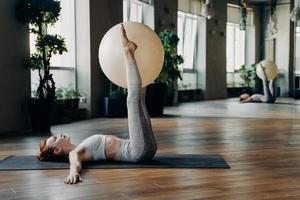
[{"left": 16, "top": 0, "right": 67, "bottom": 131}]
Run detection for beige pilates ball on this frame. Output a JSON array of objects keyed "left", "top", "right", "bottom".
[
  {"left": 256, "top": 60, "right": 279, "bottom": 81},
  {"left": 98, "top": 22, "right": 164, "bottom": 88}
]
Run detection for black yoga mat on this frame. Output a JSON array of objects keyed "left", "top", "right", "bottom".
[{"left": 0, "top": 154, "right": 230, "bottom": 171}]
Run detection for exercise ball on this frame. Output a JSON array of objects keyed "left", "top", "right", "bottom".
[
  {"left": 98, "top": 22, "right": 164, "bottom": 88},
  {"left": 256, "top": 60, "right": 279, "bottom": 81}
]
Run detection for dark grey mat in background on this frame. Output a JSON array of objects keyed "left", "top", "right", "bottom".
[{"left": 0, "top": 154, "right": 230, "bottom": 171}]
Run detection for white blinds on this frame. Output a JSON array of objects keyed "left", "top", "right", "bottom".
[
  {"left": 178, "top": 0, "right": 203, "bottom": 16},
  {"left": 227, "top": 4, "right": 254, "bottom": 26}
]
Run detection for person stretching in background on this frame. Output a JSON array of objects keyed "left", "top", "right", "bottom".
[{"left": 240, "top": 63, "right": 276, "bottom": 103}]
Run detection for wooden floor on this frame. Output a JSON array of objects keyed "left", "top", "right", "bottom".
[{"left": 1, "top": 98, "right": 300, "bottom": 199}]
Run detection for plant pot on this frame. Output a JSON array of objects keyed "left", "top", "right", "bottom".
[
  {"left": 52, "top": 99, "right": 72, "bottom": 125},
  {"left": 165, "top": 90, "right": 175, "bottom": 106},
  {"left": 146, "top": 83, "right": 167, "bottom": 116},
  {"left": 241, "top": 87, "right": 253, "bottom": 95},
  {"left": 103, "top": 96, "right": 127, "bottom": 117},
  {"left": 178, "top": 89, "right": 203, "bottom": 102},
  {"left": 227, "top": 87, "right": 254, "bottom": 97},
  {"left": 28, "top": 98, "right": 55, "bottom": 131},
  {"left": 64, "top": 99, "right": 79, "bottom": 110}
]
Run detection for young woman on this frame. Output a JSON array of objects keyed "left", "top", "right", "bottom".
[
  {"left": 239, "top": 63, "right": 276, "bottom": 103},
  {"left": 38, "top": 24, "right": 157, "bottom": 184}
]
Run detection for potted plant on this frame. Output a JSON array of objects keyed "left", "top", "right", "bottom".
[
  {"left": 53, "top": 87, "right": 83, "bottom": 124},
  {"left": 16, "top": 0, "right": 67, "bottom": 131},
  {"left": 64, "top": 88, "right": 82, "bottom": 110},
  {"left": 146, "top": 30, "right": 183, "bottom": 115},
  {"left": 234, "top": 64, "right": 256, "bottom": 94},
  {"left": 157, "top": 30, "right": 184, "bottom": 106},
  {"left": 102, "top": 83, "right": 127, "bottom": 117}
]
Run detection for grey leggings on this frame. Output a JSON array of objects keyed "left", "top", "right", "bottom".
[
  {"left": 261, "top": 64, "right": 276, "bottom": 103},
  {"left": 119, "top": 59, "right": 157, "bottom": 162}
]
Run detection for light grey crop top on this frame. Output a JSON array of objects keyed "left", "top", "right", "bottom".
[
  {"left": 78, "top": 135, "right": 107, "bottom": 161},
  {"left": 251, "top": 94, "right": 263, "bottom": 102}
]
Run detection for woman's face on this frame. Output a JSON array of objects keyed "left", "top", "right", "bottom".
[{"left": 46, "top": 134, "right": 72, "bottom": 154}]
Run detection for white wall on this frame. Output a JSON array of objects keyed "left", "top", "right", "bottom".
[{"left": 0, "top": 0, "right": 31, "bottom": 134}]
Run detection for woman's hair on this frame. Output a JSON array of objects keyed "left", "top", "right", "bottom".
[
  {"left": 239, "top": 95, "right": 244, "bottom": 102},
  {"left": 239, "top": 93, "right": 249, "bottom": 102},
  {"left": 37, "top": 139, "right": 68, "bottom": 162}
]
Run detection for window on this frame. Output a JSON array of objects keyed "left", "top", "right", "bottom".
[
  {"left": 123, "top": 0, "right": 143, "bottom": 22},
  {"left": 47, "top": 0, "right": 76, "bottom": 68},
  {"left": 123, "top": 0, "right": 155, "bottom": 29},
  {"left": 30, "top": 0, "right": 76, "bottom": 93},
  {"left": 177, "top": 11, "right": 206, "bottom": 90},
  {"left": 226, "top": 4, "right": 255, "bottom": 87},
  {"left": 177, "top": 11, "right": 198, "bottom": 71},
  {"left": 295, "top": 25, "right": 300, "bottom": 74},
  {"left": 226, "top": 23, "right": 245, "bottom": 72}
]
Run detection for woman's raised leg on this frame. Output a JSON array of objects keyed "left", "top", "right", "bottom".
[
  {"left": 119, "top": 24, "right": 157, "bottom": 162},
  {"left": 260, "top": 63, "right": 275, "bottom": 103}
]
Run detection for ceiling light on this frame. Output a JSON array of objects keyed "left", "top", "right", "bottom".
[
  {"left": 201, "top": 0, "right": 215, "bottom": 20},
  {"left": 290, "top": 1, "right": 300, "bottom": 22}
]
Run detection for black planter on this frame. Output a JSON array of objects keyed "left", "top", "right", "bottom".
[
  {"left": 146, "top": 83, "right": 167, "bottom": 116},
  {"left": 28, "top": 98, "right": 55, "bottom": 131},
  {"left": 63, "top": 98, "right": 80, "bottom": 110},
  {"left": 227, "top": 87, "right": 254, "bottom": 97},
  {"left": 178, "top": 89, "right": 203, "bottom": 102},
  {"left": 52, "top": 99, "right": 71, "bottom": 125},
  {"left": 165, "top": 90, "right": 175, "bottom": 106},
  {"left": 103, "top": 96, "right": 127, "bottom": 117}
]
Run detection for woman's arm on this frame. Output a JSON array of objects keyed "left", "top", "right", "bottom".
[
  {"left": 64, "top": 151, "right": 82, "bottom": 184},
  {"left": 64, "top": 146, "right": 92, "bottom": 184},
  {"left": 241, "top": 96, "right": 253, "bottom": 103}
]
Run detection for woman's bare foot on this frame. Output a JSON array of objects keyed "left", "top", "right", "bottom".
[{"left": 119, "top": 24, "right": 137, "bottom": 54}]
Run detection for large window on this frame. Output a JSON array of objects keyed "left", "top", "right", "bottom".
[
  {"left": 295, "top": 25, "right": 300, "bottom": 74},
  {"left": 177, "top": 11, "right": 198, "bottom": 71},
  {"left": 177, "top": 11, "right": 206, "bottom": 90},
  {"left": 226, "top": 4, "right": 255, "bottom": 87},
  {"left": 47, "top": 0, "right": 75, "bottom": 68},
  {"left": 30, "top": 0, "right": 76, "bottom": 93},
  {"left": 123, "top": 0, "right": 154, "bottom": 28},
  {"left": 294, "top": 23, "right": 300, "bottom": 91},
  {"left": 123, "top": 0, "right": 142, "bottom": 22},
  {"left": 226, "top": 23, "right": 245, "bottom": 73}
]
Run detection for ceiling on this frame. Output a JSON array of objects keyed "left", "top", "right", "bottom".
[
  {"left": 248, "top": 0, "right": 291, "bottom": 5},
  {"left": 250, "top": 0, "right": 271, "bottom": 2},
  {"left": 249, "top": 0, "right": 291, "bottom": 2}
]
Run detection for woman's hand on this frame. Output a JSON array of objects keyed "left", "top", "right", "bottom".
[{"left": 64, "top": 172, "right": 82, "bottom": 184}]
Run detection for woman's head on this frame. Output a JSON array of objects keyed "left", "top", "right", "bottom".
[
  {"left": 38, "top": 134, "right": 73, "bottom": 162},
  {"left": 239, "top": 93, "right": 250, "bottom": 102}
]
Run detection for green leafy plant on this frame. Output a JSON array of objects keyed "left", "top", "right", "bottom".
[
  {"left": 64, "top": 89, "right": 82, "bottom": 100},
  {"left": 16, "top": 0, "right": 67, "bottom": 100},
  {"left": 178, "top": 83, "right": 191, "bottom": 90},
  {"left": 156, "top": 30, "right": 184, "bottom": 89},
  {"left": 235, "top": 64, "right": 256, "bottom": 87},
  {"left": 55, "top": 87, "right": 64, "bottom": 99},
  {"left": 55, "top": 87, "right": 82, "bottom": 100}
]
